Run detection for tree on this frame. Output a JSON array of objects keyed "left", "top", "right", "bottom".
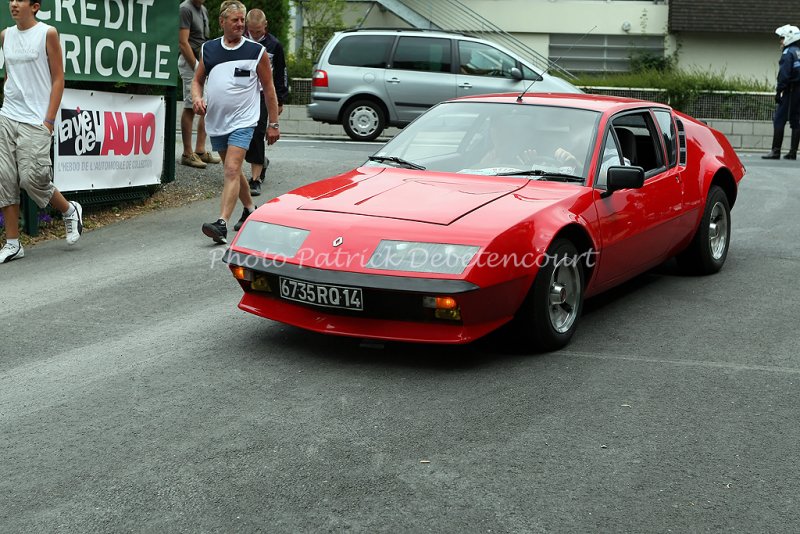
[
  {"left": 205, "top": 0, "right": 290, "bottom": 45},
  {"left": 295, "top": 0, "right": 346, "bottom": 62}
]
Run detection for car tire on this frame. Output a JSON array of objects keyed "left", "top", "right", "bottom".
[
  {"left": 515, "top": 238, "right": 584, "bottom": 352},
  {"left": 342, "top": 100, "right": 385, "bottom": 142},
  {"left": 677, "top": 185, "right": 731, "bottom": 275}
]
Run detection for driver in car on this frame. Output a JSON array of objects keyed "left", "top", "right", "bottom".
[{"left": 476, "top": 112, "right": 593, "bottom": 175}]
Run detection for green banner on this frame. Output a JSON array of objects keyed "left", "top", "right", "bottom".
[{"left": 0, "top": 1, "right": 178, "bottom": 86}]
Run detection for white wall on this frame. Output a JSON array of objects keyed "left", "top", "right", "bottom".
[
  {"left": 674, "top": 34, "right": 780, "bottom": 85},
  {"left": 339, "top": 0, "right": 669, "bottom": 46},
  {"left": 462, "top": 0, "right": 669, "bottom": 36},
  {"left": 413, "top": 0, "right": 670, "bottom": 58},
  {"left": 345, "top": 2, "right": 409, "bottom": 28}
]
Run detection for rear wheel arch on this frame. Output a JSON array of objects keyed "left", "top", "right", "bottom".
[
  {"left": 709, "top": 168, "right": 737, "bottom": 209},
  {"left": 677, "top": 184, "right": 731, "bottom": 275}
]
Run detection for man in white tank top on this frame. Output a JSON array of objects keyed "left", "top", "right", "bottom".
[{"left": 0, "top": 0, "right": 83, "bottom": 264}]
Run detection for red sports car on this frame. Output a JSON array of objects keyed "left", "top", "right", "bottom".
[{"left": 225, "top": 93, "right": 745, "bottom": 350}]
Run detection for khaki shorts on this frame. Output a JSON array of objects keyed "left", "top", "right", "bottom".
[
  {"left": 178, "top": 55, "right": 207, "bottom": 109},
  {"left": 0, "top": 115, "right": 54, "bottom": 209}
]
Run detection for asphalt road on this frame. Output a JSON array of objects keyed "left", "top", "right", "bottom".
[{"left": 1, "top": 142, "right": 799, "bottom": 533}]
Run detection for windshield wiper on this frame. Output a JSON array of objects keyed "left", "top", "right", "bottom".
[
  {"left": 496, "top": 169, "right": 584, "bottom": 183},
  {"left": 368, "top": 155, "right": 426, "bottom": 170}
]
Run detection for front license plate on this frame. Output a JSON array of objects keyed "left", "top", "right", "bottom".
[{"left": 278, "top": 276, "right": 364, "bottom": 311}]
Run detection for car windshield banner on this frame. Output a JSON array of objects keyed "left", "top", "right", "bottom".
[
  {"left": 0, "top": 3, "right": 177, "bottom": 85},
  {"left": 54, "top": 88, "right": 165, "bottom": 192}
]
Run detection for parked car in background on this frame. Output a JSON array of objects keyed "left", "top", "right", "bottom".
[
  {"left": 307, "top": 28, "right": 581, "bottom": 141},
  {"left": 228, "top": 92, "right": 745, "bottom": 351}
]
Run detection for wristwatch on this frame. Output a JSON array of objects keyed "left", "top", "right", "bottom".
[{"left": 268, "top": 122, "right": 280, "bottom": 129}]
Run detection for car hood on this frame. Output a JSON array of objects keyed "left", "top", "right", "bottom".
[{"left": 297, "top": 168, "right": 528, "bottom": 225}]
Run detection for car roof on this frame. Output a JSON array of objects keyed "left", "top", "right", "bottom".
[{"left": 450, "top": 92, "right": 673, "bottom": 114}]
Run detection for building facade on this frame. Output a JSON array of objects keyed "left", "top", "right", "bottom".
[{"left": 319, "top": 0, "right": 800, "bottom": 83}]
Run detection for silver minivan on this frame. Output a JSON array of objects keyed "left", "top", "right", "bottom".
[{"left": 308, "top": 28, "right": 581, "bottom": 141}]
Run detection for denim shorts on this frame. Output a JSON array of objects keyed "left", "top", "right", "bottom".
[{"left": 210, "top": 127, "right": 255, "bottom": 152}]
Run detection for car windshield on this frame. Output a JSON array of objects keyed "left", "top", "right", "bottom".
[{"left": 367, "top": 101, "right": 600, "bottom": 181}]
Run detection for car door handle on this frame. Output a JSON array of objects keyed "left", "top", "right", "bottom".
[
  {"left": 458, "top": 82, "right": 473, "bottom": 88},
  {"left": 387, "top": 78, "right": 401, "bottom": 84}
]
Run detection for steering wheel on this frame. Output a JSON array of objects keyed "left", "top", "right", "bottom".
[{"left": 527, "top": 155, "right": 561, "bottom": 168}]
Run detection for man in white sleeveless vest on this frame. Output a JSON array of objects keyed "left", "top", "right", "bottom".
[
  {"left": 0, "top": 0, "right": 83, "bottom": 264},
  {"left": 193, "top": 0, "right": 280, "bottom": 245}
]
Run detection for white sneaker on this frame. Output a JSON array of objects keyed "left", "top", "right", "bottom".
[
  {"left": 64, "top": 201, "right": 83, "bottom": 245},
  {"left": 0, "top": 242, "right": 24, "bottom": 263}
]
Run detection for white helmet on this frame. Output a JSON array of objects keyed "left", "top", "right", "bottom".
[
  {"left": 776, "top": 24, "right": 795, "bottom": 38},
  {"left": 783, "top": 26, "right": 800, "bottom": 46}
]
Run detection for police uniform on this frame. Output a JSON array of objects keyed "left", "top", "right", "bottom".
[
  {"left": 765, "top": 25, "right": 800, "bottom": 159},
  {"left": 776, "top": 42, "right": 800, "bottom": 158}
]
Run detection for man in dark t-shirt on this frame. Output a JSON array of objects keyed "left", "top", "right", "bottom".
[{"left": 243, "top": 9, "right": 289, "bottom": 199}]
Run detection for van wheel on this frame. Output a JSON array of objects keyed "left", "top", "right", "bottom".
[{"left": 343, "top": 100, "right": 385, "bottom": 141}]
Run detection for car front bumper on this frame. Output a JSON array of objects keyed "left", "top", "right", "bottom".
[{"left": 226, "top": 250, "right": 528, "bottom": 344}]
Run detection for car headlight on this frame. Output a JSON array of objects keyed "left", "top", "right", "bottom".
[
  {"left": 235, "top": 221, "right": 309, "bottom": 258},
  {"left": 367, "top": 240, "right": 479, "bottom": 275}
]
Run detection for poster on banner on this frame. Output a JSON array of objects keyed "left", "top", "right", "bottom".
[{"left": 54, "top": 88, "right": 165, "bottom": 192}]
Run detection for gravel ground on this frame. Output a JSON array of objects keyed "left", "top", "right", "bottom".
[{"left": 2, "top": 156, "right": 226, "bottom": 247}]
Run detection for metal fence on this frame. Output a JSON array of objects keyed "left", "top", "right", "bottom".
[
  {"left": 288, "top": 78, "right": 313, "bottom": 105},
  {"left": 578, "top": 87, "right": 774, "bottom": 121},
  {"left": 288, "top": 79, "right": 775, "bottom": 121}
]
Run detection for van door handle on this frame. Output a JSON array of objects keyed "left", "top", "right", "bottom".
[
  {"left": 387, "top": 77, "right": 401, "bottom": 84},
  {"left": 458, "top": 82, "right": 472, "bottom": 89}
]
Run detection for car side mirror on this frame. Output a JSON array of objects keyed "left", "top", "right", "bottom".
[
  {"left": 510, "top": 67, "right": 523, "bottom": 80},
  {"left": 604, "top": 166, "right": 645, "bottom": 195}
]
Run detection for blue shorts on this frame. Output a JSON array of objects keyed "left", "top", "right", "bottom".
[{"left": 210, "top": 127, "right": 255, "bottom": 152}]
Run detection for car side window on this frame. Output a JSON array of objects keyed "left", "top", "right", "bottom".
[
  {"left": 653, "top": 109, "right": 678, "bottom": 167},
  {"left": 596, "top": 129, "right": 624, "bottom": 189},
  {"left": 608, "top": 112, "right": 665, "bottom": 176},
  {"left": 457, "top": 41, "right": 517, "bottom": 78},
  {"left": 392, "top": 37, "right": 452, "bottom": 73},
  {"left": 328, "top": 35, "right": 395, "bottom": 68}
]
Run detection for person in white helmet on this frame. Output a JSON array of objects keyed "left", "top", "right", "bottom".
[{"left": 764, "top": 25, "right": 800, "bottom": 159}]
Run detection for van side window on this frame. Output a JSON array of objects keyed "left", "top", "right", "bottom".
[
  {"left": 520, "top": 64, "right": 544, "bottom": 81},
  {"left": 457, "top": 41, "right": 517, "bottom": 78},
  {"left": 393, "top": 37, "right": 452, "bottom": 73},
  {"left": 653, "top": 109, "right": 678, "bottom": 167},
  {"left": 328, "top": 35, "right": 394, "bottom": 68}
]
